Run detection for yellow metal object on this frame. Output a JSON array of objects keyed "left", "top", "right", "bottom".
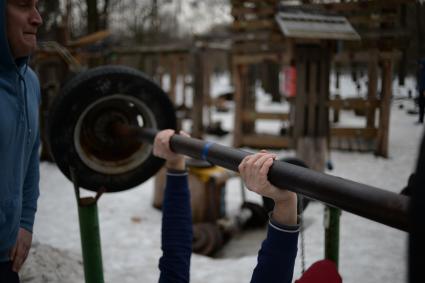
[{"left": 188, "top": 165, "right": 229, "bottom": 183}]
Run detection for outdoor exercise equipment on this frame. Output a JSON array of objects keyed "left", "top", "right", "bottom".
[
  {"left": 48, "top": 65, "right": 409, "bottom": 282},
  {"left": 48, "top": 65, "right": 410, "bottom": 231},
  {"left": 48, "top": 65, "right": 176, "bottom": 283},
  {"left": 49, "top": 65, "right": 176, "bottom": 192}
]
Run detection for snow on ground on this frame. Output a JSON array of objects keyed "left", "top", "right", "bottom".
[{"left": 21, "top": 75, "right": 424, "bottom": 283}]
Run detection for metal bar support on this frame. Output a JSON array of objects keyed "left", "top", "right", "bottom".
[
  {"left": 70, "top": 168, "right": 105, "bottom": 283},
  {"left": 324, "top": 206, "right": 341, "bottom": 267}
]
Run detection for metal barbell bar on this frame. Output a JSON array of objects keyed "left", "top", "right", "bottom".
[{"left": 112, "top": 123, "right": 410, "bottom": 232}]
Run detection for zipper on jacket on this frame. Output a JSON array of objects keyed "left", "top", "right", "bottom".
[{"left": 16, "top": 71, "right": 32, "bottom": 144}]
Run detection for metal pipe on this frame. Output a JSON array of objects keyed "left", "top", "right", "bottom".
[
  {"left": 325, "top": 207, "right": 341, "bottom": 267},
  {"left": 114, "top": 125, "right": 410, "bottom": 232},
  {"left": 71, "top": 168, "right": 105, "bottom": 283},
  {"left": 77, "top": 199, "right": 105, "bottom": 283}
]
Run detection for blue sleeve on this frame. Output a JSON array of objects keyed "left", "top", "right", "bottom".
[
  {"left": 250, "top": 222, "right": 299, "bottom": 283},
  {"left": 20, "top": 131, "right": 40, "bottom": 233},
  {"left": 158, "top": 172, "right": 192, "bottom": 283}
]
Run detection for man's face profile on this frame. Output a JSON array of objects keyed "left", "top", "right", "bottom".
[{"left": 6, "top": 0, "right": 42, "bottom": 59}]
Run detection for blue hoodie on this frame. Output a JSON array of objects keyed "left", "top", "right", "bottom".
[{"left": 0, "top": 0, "right": 41, "bottom": 262}]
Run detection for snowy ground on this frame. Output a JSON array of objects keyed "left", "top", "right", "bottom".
[{"left": 21, "top": 75, "right": 424, "bottom": 283}]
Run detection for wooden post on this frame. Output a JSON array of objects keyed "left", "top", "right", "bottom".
[
  {"left": 307, "top": 63, "right": 318, "bottom": 136},
  {"left": 294, "top": 44, "right": 330, "bottom": 171},
  {"left": 181, "top": 55, "right": 189, "bottom": 108},
  {"left": 263, "top": 60, "right": 281, "bottom": 102},
  {"left": 192, "top": 49, "right": 205, "bottom": 138},
  {"left": 367, "top": 50, "right": 378, "bottom": 128},
  {"left": 333, "top": 95, "right": 341, "bottom": 123},
  {"left": 376, "top": 59, "right": 392, "bottom": 158},
  {"left": 178, "top": 55, "right": 187, "bottom": 106},
  {"left": 232, "top": 62, "right": 246, "bottom": 147},
  {"left": 243, "top": 64, "right": 256, "bottom": 134},
  {"left": 157, "top": 55, "right": 165, "bottom": 89},
  {"left": 169, "top": 55, "right": 178, "bottom": 104},
  {"left": 203, "top": 52, "right": 212, "bottom": 128},
  {"left": 294, "top": 44, "right": 337, "bottom": 267},
  {"left": 293, "top": 50, "right": 307, "bottom": 142},
  {"left": 318, "top": 46, "right": 330, "bottom": 138}
]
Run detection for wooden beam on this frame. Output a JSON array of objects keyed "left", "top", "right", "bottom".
[
  {"left": 331, "top": 128, "right": 378, "bottom": 139},
  {"left": 327, "top": 98, "right": 381, "bottom": 110},
  {"left": 242, "top": 111, "right": 289, "bottom": 121},
  {"left": 232, "top": 41, "right": 287, "bottom": 54},
  {"left": 332, "top": 50, "right": 402, "bottom": 64},
  {"left": 232, "top": 19, "right": 276, "bottom": 31},
  {"left": 232, "top": 31, "right": 284, "bottom": 43},
  {"left": 241, "top": 134, "right": 291, "bottom": 149},
  {"left": 231, "top": 0, "right": 278, "bottom": 6},
  {"left": 231, "top": 6, "right": 275, "bottom": 18},
  {"left": 232, "top": 53, "right": 281, "bottom": 65}
]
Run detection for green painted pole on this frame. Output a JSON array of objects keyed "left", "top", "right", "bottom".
[
  {"left": 77, "top": 197, "right": 105, "bottom": 283},
  {"left": 71, "top": 167, "right": 105, "bottom": 283},
  {"left": 325, "top": 206, "right": 341, "bottom": 268}
]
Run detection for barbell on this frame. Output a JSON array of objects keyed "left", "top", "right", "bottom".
[{"left": 48, "top": 65, "right": 410, "bottom": 232}]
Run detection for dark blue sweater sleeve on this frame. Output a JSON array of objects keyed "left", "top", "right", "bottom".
[
  {"left": 158, "top": 172, "right": 192, "bottom": 283},
  {"left": 250, "top": 222, "right": 299, "bottom": 283}
]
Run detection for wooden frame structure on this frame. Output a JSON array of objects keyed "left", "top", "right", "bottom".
[
  {"left": 231, "top": 0, "right": 414, "bottom": 157},
  {"left": 319, "top": 0, "right": 410, "bottom": 157},
  {"left": 109, "top": 41, "right": 231, "bottom": 139},
  {"left": 232, "top": 0, "right": 292, "bottom": 149}
]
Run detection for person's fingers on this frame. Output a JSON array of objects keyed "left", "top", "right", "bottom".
[
  {"left": 162, "top": 133, "right": 172, "bottom": 152},
  {"left": 239, "top": 154, "right": 253, "bottom": 173},
  {"left": 246, "top": 154, "right": 261, "bottom": 179},
  {"left": 253, "top": 153, "right": 275, "bottom": 174},
  {"left": 9, "top": 243, "right": 17, "bottom": 261},
  {"left": 254, "top": 153, "right": 273, "bottom": 169},
  {"left": 259, "top": 157, "right": 274, "bottom": 177},
  {"left": 13, "top": 257, "right": 24, "bottom": 273},
  {"left": 153, "top": 130, "right": 175, "bottom": 158},
  {"left": 179, "top": 130, "right": 190, "bottom": 138},
  {"left": 12, "top": 244, "right": 24, "bottom": 272},
  {"left": 240, "top": 153, "right": 276, "bottom": 189},
  {"left": 251, "top": 154, "right": 267, "bottom": 179},
  {"left": 246, "top": 153, "right": 262, "bottom": 168}
]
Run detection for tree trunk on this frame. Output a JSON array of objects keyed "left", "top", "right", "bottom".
[{"left": 86, "top": 0, "right": 99, "bottom": 34}]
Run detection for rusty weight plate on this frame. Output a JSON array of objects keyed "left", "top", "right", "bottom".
[{"left": 48, "top": 65, "right": 177, "bottom": 192}]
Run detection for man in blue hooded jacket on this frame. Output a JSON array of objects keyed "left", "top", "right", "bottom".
[{"left": 0, "top": 0, "right": 42, "bottom": 281}]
